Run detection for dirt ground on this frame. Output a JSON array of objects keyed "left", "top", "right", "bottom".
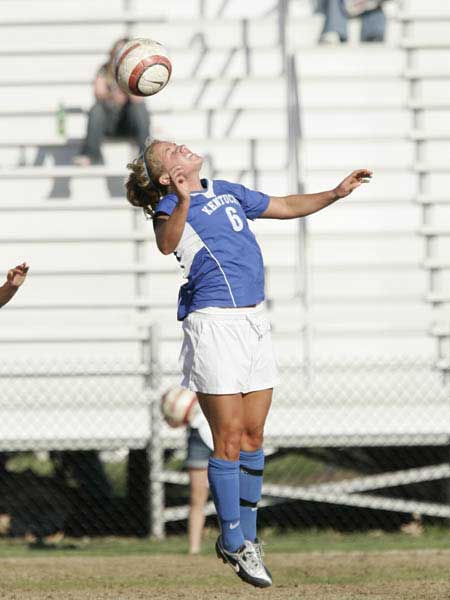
[{"left": 1, "top": 549, "right": 449, "bottom": 600}]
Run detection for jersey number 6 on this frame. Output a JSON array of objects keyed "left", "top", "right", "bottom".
[{"left": 225, "top": 207, "right": 244, "bottom": 232}]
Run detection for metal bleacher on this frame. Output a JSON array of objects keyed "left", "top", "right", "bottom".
[
  {"left": 1, "top": 0, "right": 450, "bottom": 531},
  {"left": 0, "top": 0, "right": 297, "bottom": 456},
  {"left": 0, "top": 0, "right": 300, "bottom": 369},
  {"left": 1, "top": 0, "right": 450, "bottom": 536},
  {"left": 399, "top": 0, "right": 450, "bottom": 376}
]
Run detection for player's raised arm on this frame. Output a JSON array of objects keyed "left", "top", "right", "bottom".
[
  {"left": 154, "top": 165, "right": 191, "bottom": 255},
  {"left": 0, "top": 262, "right": 29, "bottom": 308},
  {"left": 260, "top": 169, "right": 373, "bottom": 220}
]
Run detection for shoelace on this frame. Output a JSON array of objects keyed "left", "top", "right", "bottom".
[
  {"left": 239, "top": 543, "right": 261, "bottom": 573},
  {"left": 254, "top": 539, "right": 265, "bottom": 561}
]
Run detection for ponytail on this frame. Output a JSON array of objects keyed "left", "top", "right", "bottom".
[{"left": 125, "top": 139, "right": 168, "bottom": 218}]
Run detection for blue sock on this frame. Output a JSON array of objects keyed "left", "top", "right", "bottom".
[
  {"left": 208, "top": 457, "right": 245, "bottom": 552},
  {"left": 239, "top": 448, "right": 264, "bottom": 542}
]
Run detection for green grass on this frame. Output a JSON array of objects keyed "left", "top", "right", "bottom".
[
  {"left": 6, "top": 452, "right": 55, "bottom": 477},
  {"left": 264, "top": 527, "right": 450, "bottom": 554},
  {"left": 264, "top": 452, "right": 328, "bottom": 483},
  {"left": 5, "top": 451, "right": 352, "bottom": 494},
  {"left": 103, "top": 459, "right": 127, "bottom": 497},
  {"left": 1, "top": 532, "right": 449, "bottom": 600},
  {"left": 0, "top": 527, "right": 448, "bottom": 559}
]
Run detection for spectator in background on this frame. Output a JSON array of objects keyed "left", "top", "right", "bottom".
[
  {"left": 0, "top": 263, "right": 29, "bottom": 308},
  {"left": 186, "top": 415, "right": 213, "bottom": 555},
  {"left": 317, "top": 0, "right": 387, "bottom": 44},
  {"left": 161, "top": 387, "right": 212, "bottom": 555},
  {"left": 74, "top": 38, "right": 150, "bottom": 166}
]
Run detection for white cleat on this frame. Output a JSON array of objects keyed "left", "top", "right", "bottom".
[
  {"left": 215, "top": 536, "right": 272, "bottom": 588},
  {"left": 254, "top": 537, "right": 273, "bottom": 582}
]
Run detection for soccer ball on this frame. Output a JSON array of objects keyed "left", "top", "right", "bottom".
[
  {"left": 114, "top": 38, "right": 172, "bottom": 97},
  {"left": 160, "top": 386, "right": 198, "bottom": 428}
]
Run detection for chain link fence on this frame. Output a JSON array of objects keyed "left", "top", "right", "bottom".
[
  {"left": 0, "top": 342, "right": 449, "bottom": 541},
  {"left": 0, "top": 354, "right": 153, "bottom": 539}
]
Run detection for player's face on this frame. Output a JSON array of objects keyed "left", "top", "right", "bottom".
[{"left": 155, "top": 141, "right": 203, "bottom": 183}]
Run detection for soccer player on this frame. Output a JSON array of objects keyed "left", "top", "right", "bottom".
[
  {"left": 0, "top": 263, "right": 29, "bottom": 308},
  {"left": 126, "top": 140, "right": 371, "bottom": 588}
]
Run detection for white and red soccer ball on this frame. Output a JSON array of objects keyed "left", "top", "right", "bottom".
[
  {"left": 160, "top": 386, "right": 198, "bottom": 428},
  {"left": 115, "top": 38, "right": 172, "bottom": 97}
]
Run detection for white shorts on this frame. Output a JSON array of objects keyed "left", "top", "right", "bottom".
[{"left": 179, "top": 304, "right": 278, "bottom": 395}]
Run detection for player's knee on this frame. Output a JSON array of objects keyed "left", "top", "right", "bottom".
[
  {"left": 241, "top": 426, "right": 264, "bottom": 451},
  {"left": 215, "top": 427, "right": 243, "bottom": 461}
]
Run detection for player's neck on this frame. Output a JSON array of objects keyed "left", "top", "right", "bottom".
[{"left": 172, "top": 174, "right": 205, "bottom": 194}]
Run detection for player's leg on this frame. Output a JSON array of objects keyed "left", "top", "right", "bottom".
[
  {"left": 182, "top": 311, "right": 272, "bottom": 586},
  {"left": 188, "top": 467, "right": 209, "bottom": 555},
  {"left": 199, "top": 392, "right": 243, "bottom": 460},
  {"left": 196, "top": 392, "right": 245, "bottom": 553},
  {"left": 197, "top": 391, "right": 272, "bottom": 588},
  {"left": 239, "top": 388, "right": 272, "bottom": 543}
]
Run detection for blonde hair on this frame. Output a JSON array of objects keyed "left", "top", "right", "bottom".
[{"left": 125, "top": 139, "right": 169, "bottom": 218}]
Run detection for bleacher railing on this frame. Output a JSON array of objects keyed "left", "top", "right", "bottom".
[{"left": 280, "top": 0, "right": 311, "bottom": 371}]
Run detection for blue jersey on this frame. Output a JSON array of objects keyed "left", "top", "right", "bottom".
[{"left": 155, "top": 179, "right": 270, "bottom": 320}]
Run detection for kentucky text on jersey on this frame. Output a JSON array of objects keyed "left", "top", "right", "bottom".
[
  {"left": 201, "top": 194, "right": 240, "bottom": 216},
  {"left": 155, "top": 179, "right": 270, "bottom": 320}
]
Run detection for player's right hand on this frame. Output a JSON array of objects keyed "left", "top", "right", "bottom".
[{"left": 169, "top": 165, "right": 190, "bottom": 201}]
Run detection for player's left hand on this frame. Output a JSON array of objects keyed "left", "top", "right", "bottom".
[
  {"left": 6, "top": 262, "right": 29, "bottom": 288},
  {"left": 333, "top": 169, "right": 373, "bottom": 199}
]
